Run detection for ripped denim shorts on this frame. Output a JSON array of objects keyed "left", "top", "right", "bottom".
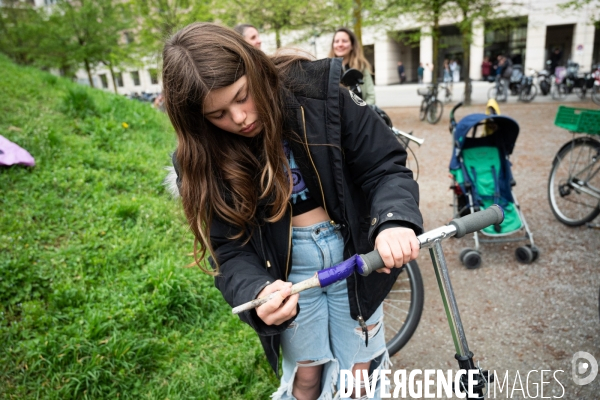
[{"left": 272, "top": 221, "right": 390, "bottom": 400}]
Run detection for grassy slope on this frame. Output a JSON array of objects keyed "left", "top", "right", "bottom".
[{"left": 0, "top": 55, "right": 277, "bottom": 399}]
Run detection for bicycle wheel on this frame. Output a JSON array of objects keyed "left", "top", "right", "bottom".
[
  {"left": 487, "top": 86, "right": 497, "bottom": 100},
  {"left": 552, "top": 84, "right": 567, "bottom": 99},
  {"left": 519, "top": 83, "right": 537, "bottom": 103},
  {"left": 426, "top": 99, "right": 443, "bottom": 124},
  {"left": 548, "top": 137, "right": 600, "bottom": 226},
  {"left": 575, "top": 87, "right": 587, "bottom": 99},
  {"left": 405, "top": 144, "right": 419, "bottom": 181},
  {"left": 419, "top": 100, "right": 427, "bottom": 121},
  {"left": 384, "top": 260, "right": 424, "bottom": 356},
  {"left": 592, "top": 86, "right": 600, "bottom": 106}
]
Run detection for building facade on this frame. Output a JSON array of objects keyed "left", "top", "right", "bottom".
[{"left": 79, "top": 0, "right": 598, "bottom": 94}]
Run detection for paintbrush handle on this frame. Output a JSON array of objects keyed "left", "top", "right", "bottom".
[{"left": 232, "top": 274, "right": 320, "bottom": 314}]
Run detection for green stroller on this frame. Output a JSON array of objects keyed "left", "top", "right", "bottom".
[{"left": 448, "top": 103, "right": 538, "bottom": 268}]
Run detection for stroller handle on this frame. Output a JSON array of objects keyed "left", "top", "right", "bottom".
[
  {"left": 358, "top": 205, "right": 505, "bottom": 274},
  {"left": 449, "top": 102, "right": 463, "bottom": 133}
]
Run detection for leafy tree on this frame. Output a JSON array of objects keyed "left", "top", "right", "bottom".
[
  {"left": 132, "top": 0, "right": 214, "bottom": 58},
  {"left": 222, "top": 0, "right": 333, "bottom": 48},
  {"left": 560, "top": 0, "right": 600, "bottom": 28},
  {"left": 0, "top": 0, "right": 45, "bottom": 65},
  {"left": 43, "top": 0, "right": 134, "bottom": 88},
  {"left": 384, "top": 0, "right": 452, "bottom": 84}
]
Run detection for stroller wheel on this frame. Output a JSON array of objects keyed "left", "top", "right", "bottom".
[
  {"left": 462, "top": 250, "right": 482, "bottom": 269},
  {"left": 459, "top": 248, "right": 472, "bottom": 263},
  {"left": 515, "top": 246, "right": 535, "bottom": 264},
  {"left": 529, "top": 245, "right": 540, "bottom": 262}
]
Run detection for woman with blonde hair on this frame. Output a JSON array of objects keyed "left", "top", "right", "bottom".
[
  {"left": 163, "top": 22, "right": 422, "bottom": 399},
  {"left": 329, "top": 27, "right": 376, "bottom": 105}
]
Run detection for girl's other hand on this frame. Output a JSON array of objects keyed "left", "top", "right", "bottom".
[
  {"left": 374, "top": 227, "right": 419, "bottom": 273},
  {"left": 256, "top": 280, "right": 299, "bottom": 325}
]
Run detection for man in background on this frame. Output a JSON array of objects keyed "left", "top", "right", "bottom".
[{"left": 397, "top": 61, "right": 406, "bottom": 84}]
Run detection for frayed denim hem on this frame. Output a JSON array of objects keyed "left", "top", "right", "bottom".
[
  {"left": 271, "top": 358, "right": 339, "bottom": 400},
  {"left": 333, "top": 348, "right": 392, "bottom": 400}
]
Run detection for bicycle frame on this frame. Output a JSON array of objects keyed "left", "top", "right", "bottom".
[{"left": 563, "top": 137, "right": 600, "bottom": 200}]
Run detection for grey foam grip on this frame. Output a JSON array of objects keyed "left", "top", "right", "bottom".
[
  {"left": 358, "top": 250, "right": 385, "bottom": 276},
  {"left": 449, "top": 205, "right": 505, "bottom": 238}
]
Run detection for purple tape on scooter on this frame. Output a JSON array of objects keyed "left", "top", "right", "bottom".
[{"left": 316, "top": 254, "right": 367, "bottom": 287}]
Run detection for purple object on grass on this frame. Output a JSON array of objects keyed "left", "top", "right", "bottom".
[{"left": 0, "top": 135, "right": 35, "bottom": 167}]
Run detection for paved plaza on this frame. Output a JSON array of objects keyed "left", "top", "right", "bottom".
[
  {"left": 380, "top": 102, "right": 599, "bottom": 398},
  {"left": 375, "top": 80, "right": 596, "bottom": 108}
]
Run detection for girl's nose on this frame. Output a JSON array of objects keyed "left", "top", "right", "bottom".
[{"left": 231, "top": 107, "right": 246, "bottom": 124}]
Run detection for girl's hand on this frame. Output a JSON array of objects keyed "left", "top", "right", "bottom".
[
  {"left": 256, "top": 280, "right": 299, "bottom": 326},
  {"left": 374, "top": 227, "right": 419, "bottom": 274}
]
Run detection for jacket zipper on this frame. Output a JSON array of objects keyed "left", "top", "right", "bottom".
[
  {"left": 301, "top": 107, "right": 367, "bottom": 345},
  {"left": 285, "top": 202, "right": 292, "bottom": 280},
  {"left": 258, "top": 225, "right": 271, "bottom": 269},
  {"left": 300, "top": 107, "right": 329, "bottom": 218}
]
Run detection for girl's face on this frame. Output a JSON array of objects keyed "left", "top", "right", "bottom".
[
  {"left": 333, "top": 31, "right": 353, "bottom": 59},
  {"left": 203, "top": 75, "right": 261, "bottom": 138}
]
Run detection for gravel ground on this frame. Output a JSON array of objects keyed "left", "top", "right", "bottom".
[{"left": 381, "top": 100, "right": 600, "bottom": 399}]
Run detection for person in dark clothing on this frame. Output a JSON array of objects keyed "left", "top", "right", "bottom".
[
  {"left": 481, "top": 56, "right": 492, "bottom": 81},
  {"left": 397, "top": 61, "right": 406, "bottom": 84},
  {"left": 549, "top": 48, "right": 563, "bottom": 75},
  {"left": 162, "top": 23, "right": 422, "bottom": 399}
]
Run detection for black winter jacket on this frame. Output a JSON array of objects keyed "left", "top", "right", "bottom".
[{"left": 173, "top": 57, "right": 423, "bottom": 375}]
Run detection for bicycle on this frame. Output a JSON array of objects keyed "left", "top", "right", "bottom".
[
  {"left": 487, "top": 75, "right": 508, "bottom": 102},
  {"left": 418, "top": 85, "right": 444, "bottom": 124},
  {"left": 591, "top": 64, "right": 600, "bottom": 106},
  {"left": 548, "top": 106, "right": 600, "bottom": 227},
  {"left": 439, "top": 82, "right": 453, "bottom": 104}
]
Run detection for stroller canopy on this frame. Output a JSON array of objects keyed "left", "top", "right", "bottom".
[{"left": 450, "top": 113, "right": 519, "bottom": 170}]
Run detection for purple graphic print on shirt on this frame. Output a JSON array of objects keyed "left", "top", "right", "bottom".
[{"left": 283, "top": 140, "right": 310, "bottom": 204}]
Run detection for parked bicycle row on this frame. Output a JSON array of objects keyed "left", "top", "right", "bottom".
[
  {"left": 489, "top": 61, "right": 600, "bottom": 105},
  {"left": 414, "top": 61, "right": 600, "bottom": 125}
]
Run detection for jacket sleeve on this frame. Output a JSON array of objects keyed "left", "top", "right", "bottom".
[
  {"left": 171, "top": 154, "right": 294, "bottom": 336},
  {"left": 339, "top": 89, "right": 424, "bottom": 242},
  {"left": 210, "top": 220, "right": 295, "bottom": 336},
  {"left": 361, "top": 68, "right": 376, "bottom": 105}
]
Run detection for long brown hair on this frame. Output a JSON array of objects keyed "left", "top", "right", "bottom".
[
  {"left": 328, "top": 27, "right": 372, "bottom": 74},
  {"left": 162, "top": 23, "right": 299, "bottom": 274}
]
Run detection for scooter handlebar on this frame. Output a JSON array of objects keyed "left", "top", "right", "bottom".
[
  {"left": 448, "top": 204, "right": 504, "bottom": 238},
  {"left": 358, "top": 205, "right": 505, "bottom": 275}
]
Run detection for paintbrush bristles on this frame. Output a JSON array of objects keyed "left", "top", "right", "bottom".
[{"left": 232, "top": 274, "right": 320, "bottom": 314}]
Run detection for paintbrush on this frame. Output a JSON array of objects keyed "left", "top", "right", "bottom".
[
  {"left": 231, "top": 251, "right": 383, "bottom": 314},
  {"left": 231, "top": 205, "right": 505, "bottom": 315}
]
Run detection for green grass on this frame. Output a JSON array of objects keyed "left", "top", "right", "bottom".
[{"left": 0, "top": 55, "right": 278, "bottom": 399}]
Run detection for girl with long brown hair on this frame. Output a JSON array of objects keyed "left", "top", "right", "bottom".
[{"left": 163, "top": 22, "right": 422, "bottom": 399}]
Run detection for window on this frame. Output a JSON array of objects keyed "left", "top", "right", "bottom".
[
  {"left": 131, "top": 71, "right": 140, "bottom": 86},
  {"left": 99, "top": 74, "right": 109, "bottom": 89},
  {"left": 124, "top": 31, "right": 134, "bottom": 44},
  {"left": 114, "top": 72, "right": 124, "bottom": 87},
  {"left": 149, "top": 69, "right": 159, "bottom": 84}
]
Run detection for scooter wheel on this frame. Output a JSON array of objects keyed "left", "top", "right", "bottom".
[{"left": 462, "top": 251, "right": 482, "bottom": 269}]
